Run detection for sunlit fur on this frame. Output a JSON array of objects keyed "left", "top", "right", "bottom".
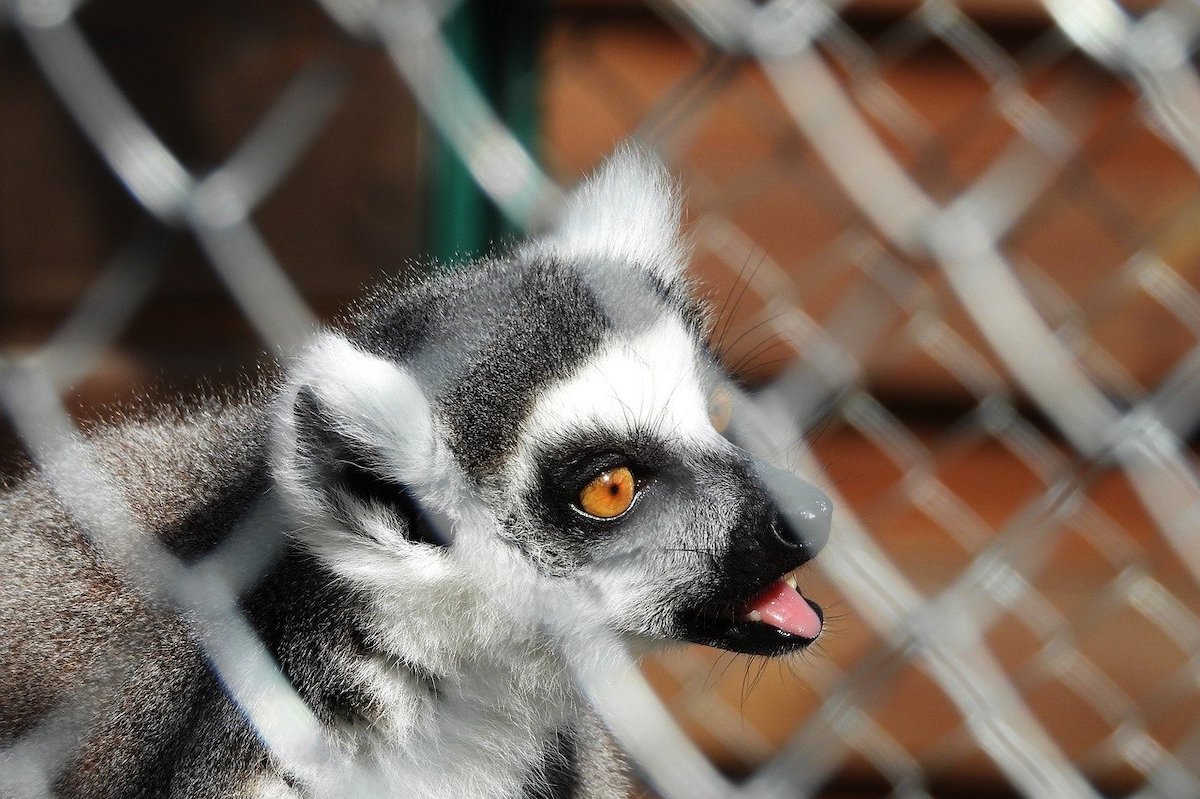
[{"left": 0, "top": 148, "right": 830, "bottom": 799}]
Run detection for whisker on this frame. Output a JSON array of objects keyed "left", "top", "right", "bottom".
[
  {"left": 712, "top": 250, "right": 768, "bottom": 356},
  {"left": 719, "top": 313, "right": 788, "bottom": 370}
]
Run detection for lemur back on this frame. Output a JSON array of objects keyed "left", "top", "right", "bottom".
[{"left": 0, "top": 150, "right": 832, "bottom": 799}]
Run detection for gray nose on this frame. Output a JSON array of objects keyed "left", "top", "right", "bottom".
[{"left": 752, "top": 459, "right": 833, "bottom": 558}]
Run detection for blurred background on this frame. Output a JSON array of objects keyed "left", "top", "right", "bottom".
[{"left": 3, "top": 0, "right": 1200, "bottom": 796}]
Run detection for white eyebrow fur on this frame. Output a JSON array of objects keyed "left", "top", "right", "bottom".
[{"left": 510, "top": 317, "right": 720, "bottom": 490}]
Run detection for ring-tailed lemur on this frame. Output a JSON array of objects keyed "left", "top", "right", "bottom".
[{"left": 0, "top": 149, "right": 832, "bottom": 799}]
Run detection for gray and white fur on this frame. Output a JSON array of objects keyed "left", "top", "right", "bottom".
[{"left": 0, "top": 150, "right": 832, "bottom": 799}]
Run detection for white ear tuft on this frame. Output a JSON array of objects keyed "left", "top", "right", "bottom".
[{"left": 539, "top": 145, "right": 688, "bottom": 283}]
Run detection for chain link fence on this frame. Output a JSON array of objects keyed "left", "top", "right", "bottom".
[{"left": 3, "top": 0, "right": 1200, "bottom": 796}]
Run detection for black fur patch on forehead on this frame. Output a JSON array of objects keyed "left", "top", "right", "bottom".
[
  {"left": 436, "top": 264, "right": 609, "bottom": 475},
  {"left": 348, "top": 259, "right": 591, "bottom": 475},
  {"left": 347, "top": 254, "right": 706, "bottom": 478}
]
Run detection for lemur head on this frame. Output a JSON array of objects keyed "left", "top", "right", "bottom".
[{"left": 272, "top": 148, "right": 831, "bottom": 666}]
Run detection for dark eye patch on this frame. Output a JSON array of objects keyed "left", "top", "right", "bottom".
[
  {"left": 538, "top": 429, "right": 676, "bottom": 508},
  {"left": 503, "top": 430, "right": 688, "bottom": 575}
]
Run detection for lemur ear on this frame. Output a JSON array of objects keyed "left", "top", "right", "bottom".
[
  {"left": 540, "top": 145, "right": 688, "bottom": 284},
  {"left": 279, "top": 335, "right": 451, "bottom": 547},
  {"left": 291, "top": 387, "right": 449, "bottom": 547}
]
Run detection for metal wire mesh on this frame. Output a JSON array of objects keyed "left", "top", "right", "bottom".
[{"left": 3, "top": 0, "right": 1200, "bottom": 797}]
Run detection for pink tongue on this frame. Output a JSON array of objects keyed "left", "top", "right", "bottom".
[{"left": 738, "top": 579, "right": 822, "bottom": 639}]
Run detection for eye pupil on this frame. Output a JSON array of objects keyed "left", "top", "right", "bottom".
[{"left": 578, "top": 466, "right": 636, "bottom": 519}]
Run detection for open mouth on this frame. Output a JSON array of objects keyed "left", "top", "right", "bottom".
[{"left": 683, "top": 570, "right": 823, "bottom": 656}]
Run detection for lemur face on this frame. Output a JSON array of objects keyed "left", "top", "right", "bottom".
[
  {"left": 273, "top": 148, "right": 830, "bottom": 661},
  {"left": 507, "top": 307, "right": 831, "bottom": 657}
]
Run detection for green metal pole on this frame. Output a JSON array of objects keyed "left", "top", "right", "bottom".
[{"left": 429, "top": 0, "right": 546, "bottom": 264}]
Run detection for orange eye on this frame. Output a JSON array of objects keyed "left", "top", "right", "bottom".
[
  {"left": 708, "top": 386, "right": 733, "bottom": 433},
  {"left": 577, "top": 466, "right": 637, "bottom": 519}
]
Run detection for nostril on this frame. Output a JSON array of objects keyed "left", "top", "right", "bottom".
[
  {"left": 774, "top": 501, "right": 832, "bottom": 555},
  {"left": 771, "top": 520, "right": 801, "bottom": 550},
  {"left": 751, "top": 457, "right": 833, "bottom": 556}
]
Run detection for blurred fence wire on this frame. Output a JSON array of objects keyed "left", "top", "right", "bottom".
[{"left": 3, "top": 0, "right": 1200, "bottom": 797}]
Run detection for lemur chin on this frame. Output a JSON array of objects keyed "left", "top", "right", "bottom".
[{"left": 0, "top": 147, "right": 832, "bottom": 799}]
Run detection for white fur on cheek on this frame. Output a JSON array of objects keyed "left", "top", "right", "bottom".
[{"left": 270, "top": 333, "right": 552, "bottom": 672}]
